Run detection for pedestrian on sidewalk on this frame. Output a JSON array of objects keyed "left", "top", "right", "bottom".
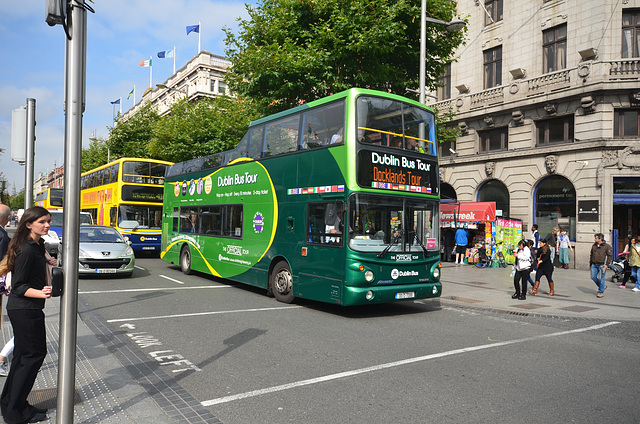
[
  {"left": 0, "top": 206, "right": 55, "bottom": 424},
  {"left": 589, "top": 233, "right": 612, "bottom": 298},
  {"left": 530, "top": 238, "right": 555, "bottom": 296},
  {"left": 531, "top": 224, "right": 540, "bottom": 256},
  {"left": 454, "top": 227, "right": 468, "bottom": 265},
  {"left": 627, "top": 235, "right": 640, "bottom": 292},
  {"left": 526, "top": 239, "right": 537, "bottom": 288},
  {"left": 545, "top": 227, "right": 559, "bottom": 265},
  {"left": 0, "top": 204, "right": 13, "bottom": 377},
  {"left": 557, "top": 228, "right": 573, "bottom": 269},
  {"left": 512, "top": 240, "right": 532, "bottom": 300}
]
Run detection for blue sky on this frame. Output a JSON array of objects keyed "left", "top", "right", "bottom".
[{"left": 0, "top": 0, "right": 256, "bottom": 192}]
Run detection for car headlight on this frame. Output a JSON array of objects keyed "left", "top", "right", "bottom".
[
  {"left": 124, "top": 246, "right": 134, "bottom": 256},
  {"left": 79, "top": 248, "right": 89, "bottom": 258}
]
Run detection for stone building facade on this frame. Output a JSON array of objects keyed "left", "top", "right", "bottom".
[
  {"left": 431, "top": 0, "right": 640, "bottom": 268},
  {"left": 121, "top": 50, "right": 231, "bottom": 120}
]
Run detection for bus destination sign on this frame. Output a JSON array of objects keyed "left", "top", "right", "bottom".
[
  {"left": 122, "top": 185, "right": 164, "bottom": 202},
  {"left": 357, "top": 149, "right": 438, "bottom": 194}
]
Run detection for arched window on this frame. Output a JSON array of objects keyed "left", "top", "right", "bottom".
[
  {"left": 441, "top": 183, "right": 457, "bottom": 203},
  {"left": 478, "top": 179, "right": 509, "bottom": 217},
  {"left": 535, "top": 175, "right": 576, "bottom": 240}
]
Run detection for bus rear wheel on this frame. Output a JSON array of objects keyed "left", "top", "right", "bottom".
[
  {"left": 180, "top": 245, "right": 192, "bottom": 275},
  {"left": 271, "top": 262, "right": 294, "bottom": 303}
]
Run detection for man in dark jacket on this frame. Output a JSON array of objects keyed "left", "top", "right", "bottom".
[{"left": 589, "top": 233, "right": 612, "bottom": 298}]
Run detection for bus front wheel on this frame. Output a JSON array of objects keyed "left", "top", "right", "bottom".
[
  {"left": 180, "top": 245, "right": 192, "bottom": 275},
  {"left": 271, "top": 262, "right": 294, "bottom": 304}
]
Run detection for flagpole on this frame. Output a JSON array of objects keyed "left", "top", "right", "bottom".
[
  {"left": 173, "top": 46, "right": 176, "bottom": 74},
  {"left": 133, "top": 84, "right": 136, "bottom": 105},
  {"left": 149, "top": 56, "right": 153, "bottom": 88},
  {"left": 198, "top": 21, "right": 201, "bottom": 53},
  {"left": 119, "top": 97, "right": 122, "bottom": 115}
]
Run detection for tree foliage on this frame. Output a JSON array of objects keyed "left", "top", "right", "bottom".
[
  {"left": 148, "top": 95, "right": 261, "bottom": 163},
  {"left": 224, "top": 0, "right": 465, "bottom": 112},
  {"left": 106, "top": 103, "right": 160, "bottom": 160},
  {"left": 81, "top": 137, "right": 111, "bottom": 173}
]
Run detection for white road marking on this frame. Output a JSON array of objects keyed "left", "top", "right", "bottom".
[
  {"left": 79, "top": 285, "right": 230, "bottom": 295},
  {"left": 106, "top": 305, "right": 301, "bottom": 323},
  {"left": 201, "top": 321, "right": 620, "bottom": 406},
  {"left": 134, "top": 265, "right": 145, "bottom": 270},
  {"left": 160, "top": 274, "right": 185, "bottom": 285}
]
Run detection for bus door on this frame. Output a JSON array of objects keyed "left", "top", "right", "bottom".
[{"left": 297, "top": 201, "right": 346, "bottom": 303}]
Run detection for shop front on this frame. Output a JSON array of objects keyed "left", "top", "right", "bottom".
[{"left": 440, "top": 202, "right": 522, "bottom": 265}]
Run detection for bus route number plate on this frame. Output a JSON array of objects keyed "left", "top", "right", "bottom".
[{"left": 395, "top": 291, "right": 415, "bottom": 300}]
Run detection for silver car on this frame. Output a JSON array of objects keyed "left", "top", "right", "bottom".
[{"left": 60, "top": 225, "right": 135, "bottom": 277}]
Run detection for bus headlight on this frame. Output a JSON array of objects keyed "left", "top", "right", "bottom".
[
  {"left": 364, "top": 270, "right": 374, "bottom": 282},
  {"left": 365, "top": 290, "right": 374, "bottom": 300},
  {"left": 432, "top": 267, "right": 440, "bottom": 279},
  {"left": 432, "top": 286, "right": 439, "bottom": 295}
]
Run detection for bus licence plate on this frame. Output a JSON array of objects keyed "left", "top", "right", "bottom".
[
  {"left": 395, "top": 291, "right": 415, "bottom": 299},
  {"left": 96, "top": 269, "right": 117, "bottom": 274}
]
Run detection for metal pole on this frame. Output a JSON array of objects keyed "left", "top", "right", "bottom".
[
  {"left": 57, "top": 1, "right": 86, "bottom": 422},
  {"left": 24, "top": 98, "right": 36, "bottom": 208}
]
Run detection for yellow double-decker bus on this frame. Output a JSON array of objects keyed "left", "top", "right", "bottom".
[
  {"left": 81, "top": 158, "right": 173, "bottom": 254},
  {"left": 35, "top": 188, "right": 64, "bottom": 210}
]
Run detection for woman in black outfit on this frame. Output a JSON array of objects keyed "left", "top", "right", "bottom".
[
  {"left": 0, "top": 207, "right": 54, "bottom": 424},
  {"left": 529, "top": 238, "right": 555, "bottom": 296}
]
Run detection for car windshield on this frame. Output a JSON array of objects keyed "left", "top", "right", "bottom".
[
  {"left": 79, "top": 228, "right": 125, "bottom": 243},
  {"left": 348, "top": 193, "right": 439, "bottom": 254}
]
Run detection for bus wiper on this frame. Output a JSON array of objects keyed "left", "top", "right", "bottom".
[
  {"left": 409, "top": 231, "right": 428, "bottom": 255},
  {"left": 377, "top": 230, "right": 402, "bottom": 258}
]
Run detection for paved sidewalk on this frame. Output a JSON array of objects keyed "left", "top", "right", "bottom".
[{"left": 438, "top": 262, "right": 640, "bottom": 321}]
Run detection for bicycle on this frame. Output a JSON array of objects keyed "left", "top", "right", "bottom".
[{"left": 473, "top": 242, "right": 507, "bottom": 268}]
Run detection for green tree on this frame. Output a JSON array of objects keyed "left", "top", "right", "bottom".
[
  {"left": 224, "top": 0, "right": 465, "bottom": 112},
  {"left": 149, "top": 95, "right": 260, "bottom": 163},
  {"left": 81, "top": 136, "right": 111, "bottom": 173},
  {"left": 106, "top": 103, "right": 160, "bottom": 160},
  {"left": 9, "top": 191, "right": 24, "bottom": 210}
]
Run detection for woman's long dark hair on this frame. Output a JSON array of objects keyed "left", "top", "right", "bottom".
[
  {"left": 0, "top": 206, "right": 51, "bottom": 275},
  {"left": 538, "top": 237, "right": 549, "bottom": 255}
]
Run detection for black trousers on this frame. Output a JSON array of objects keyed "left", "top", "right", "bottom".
[
  {"left": 514, "top": 269, "right": 530, "bottom": 295},
  {"left": 1, "top": 309, "right": 47, "bottom": 424}
]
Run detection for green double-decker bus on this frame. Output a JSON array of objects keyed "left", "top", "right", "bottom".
[{"left": 161, "top": 88, "right": 442, "bottom": 306}]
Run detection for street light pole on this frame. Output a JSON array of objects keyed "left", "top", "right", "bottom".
[{"left": 418, "top": 3, "right": 466, "bottom": 105}]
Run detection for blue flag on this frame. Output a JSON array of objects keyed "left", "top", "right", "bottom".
[
  {"left": 186, "top": 24, "right": 199, "bottom": 35},
  {"left": 157, "top": 50, "right": 174, "bottom": 59},
  {"left": 110, "top": 99, "right": 120, "bottom": 105}
]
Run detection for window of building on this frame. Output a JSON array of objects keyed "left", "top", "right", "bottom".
[
  {"left": 478, "top": 127, "right": 508, "bottom": 152},
  {"left": 437, "top": 64, "right": 451, "bottom": 100},
  {"left": 536, "top": 115, "right": 574, "bottom": 145},
  {"left": 483, "top": 46, "right": 502, "bottom": 89},
  {"left": 439, "top": 140, "right": 454, "bottom": 158},
  {"left": 623, "top": 9, "right": 640, "bottom": 58},
  {"left": 218, "top": 81, "right": 227, "bottom": 95},
  {"left": 478, "top": 180, "right": 510, "bottom": 217},
  {"left": 484, "top": 0, "right": 503, "bottom": 26},
  {"left": 543, "top": 24, "right": 567, "bottom": 73},
  {"left": 614, "top": 110, "right": 640, "bottom": 137}
]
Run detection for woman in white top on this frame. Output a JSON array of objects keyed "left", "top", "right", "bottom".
[{"left": 512, "top": 239, "right": 532, "bottom": 300}]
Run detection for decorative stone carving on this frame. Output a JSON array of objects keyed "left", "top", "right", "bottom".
[
  {"left": 512, "top": 110, "right": 524, "bottom": 126},
  {"left": 439, "top": 167, "right": 446, "bottom": 183},
  {"left": 458, "top": 121, "right": 468, "bottom": 134},
  {"left": 544, "top": 104, "right": 557, "bottom": 115},
  {"left": 596, "top": 146, "right": 640, "bottom": 186},
  {"left": 545, "top": 155, "right": 558, "bottom": 174},
  {"left": 483, "top": 116, "right": 494, "bottom": 127},
  {"left": 485, "top": 161, "right": 496, "bottom": 178},
  {"left": 581, "top": 96, "right": 596, "bottom": 114}
]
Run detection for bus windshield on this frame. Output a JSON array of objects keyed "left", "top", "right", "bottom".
[
  {"left": 348, "top": 194, "right": 438, "bottom": 254},
  {"left": 356, "top": 96, "right": 436, "bottom": 155},
  {"left": 118, "top": 205, "right": 163, "bottom": 229}
]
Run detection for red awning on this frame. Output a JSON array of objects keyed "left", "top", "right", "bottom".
[{"left": 440, "top": 202, "right": 496, "bottom": 223}]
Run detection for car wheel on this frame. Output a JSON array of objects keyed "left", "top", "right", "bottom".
[{"left": 180, "top": 245, "right": 192, "bottom": 275}]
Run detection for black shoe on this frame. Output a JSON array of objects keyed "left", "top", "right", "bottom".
[
  {"left": 512, "top": 293, "right": 520, "bottom": 299},
  {"left": 29, "top": 405, "right": 48, "bottom": 414},
  {"left": 518, "top": 294, "right": 526, "bottom": 300},
  {"left": 26, "top": 412, "right": 48, "bottom": 423}
]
